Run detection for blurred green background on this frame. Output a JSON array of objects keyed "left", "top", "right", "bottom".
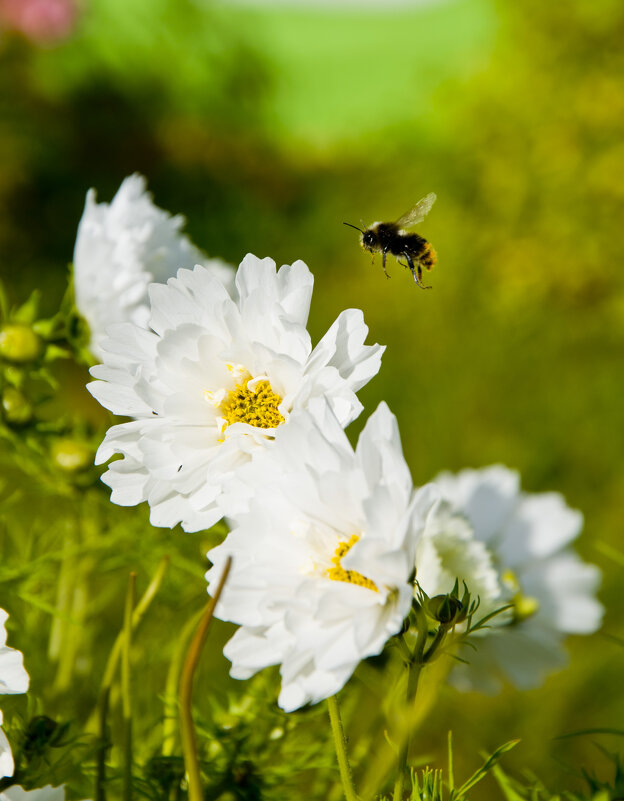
[{"left": 1, "top": 0, "right": 623, "bottom": 797}]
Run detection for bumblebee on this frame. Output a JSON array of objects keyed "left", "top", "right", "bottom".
[{"left": 344, "top": 193, "right": 437, "bottom": 289}]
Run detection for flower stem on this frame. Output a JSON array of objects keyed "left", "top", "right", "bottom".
[
  {"left": 423, "top": 627, "right": 447, "bottom": 664},
  {"left": 162, "top": 608, "right": 203, "bottom": 757},
  {"left": 179, "top": 557, "right": 232, "bottom": 801},
  {"left": 122, "top": 572, "right": 136, "bottom": 801},
  {"left": 392, "top": 609, "right": 429, "bottom": 801},
  {"left": 95, "top": 686, "right": 110, "bottom": 801},
  {"left": 327, "top": 694, "right": 359, "bottom": 801},
  {"left": 86, "top": 556, "right": 169, "bottom": 734}
]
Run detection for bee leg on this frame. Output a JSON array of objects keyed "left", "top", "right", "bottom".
[
  {"left": 417, "top": 261, "right": 432, "bottom": 290},
  {"left": 382, "top": 249, "right": 391, "bottom": 279},
  {"left": 406, "top": 253, "right": 431, "bottom": 290}
]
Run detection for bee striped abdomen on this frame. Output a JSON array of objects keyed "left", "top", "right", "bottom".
[{"left": 420, "top": 241, "right": 437, "bottom": 270}]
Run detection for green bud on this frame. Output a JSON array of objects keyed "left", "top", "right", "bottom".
[
  {"left": 2, "top": 386, "right": 33, "bottom": 425},
  {"left": 428, "top": 594, "right": 465, "bottom": 626},
  {"left": 0, "top": 324, "right": 44, "bottom": 363},
  {"left": 51, "top": 439, "right": 93, "bottom": 472}
]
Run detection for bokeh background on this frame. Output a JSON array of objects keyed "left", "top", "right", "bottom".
[{"left": 1, "top": 0, "right": 623, "bottom": 798}]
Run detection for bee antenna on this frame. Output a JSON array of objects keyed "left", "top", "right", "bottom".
[{"left": 343, "top": 222, "right": 364, "bottom": 233}]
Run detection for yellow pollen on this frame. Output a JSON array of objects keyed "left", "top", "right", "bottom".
[
  {"left": 502, "top": 569, "right": 539, "bottom": 623},
  {"left": 513, "top": 594, "right": 540, "bottom": 622},
  {"left": 327, "top": 534, "right": 378, "bottom": 592},
  {"left": 219, "top": 374, "right": 285, "bottom": 431}
]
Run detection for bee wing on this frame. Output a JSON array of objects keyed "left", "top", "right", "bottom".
[{"left": 395, "top": 193, "right": 437, "bottom": 228}]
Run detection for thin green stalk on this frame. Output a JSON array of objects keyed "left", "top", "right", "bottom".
[
  {"left": 162, "top": 608, "right": 204, "bottom": 757},
  {"left": 396, "top": 633, "right": 413, "bottom": 664},
  {"left": 392, "top": 663, "right": 424, "bottom": 801},
  {"left": 327, "top": 694, "right": 359, "bottom": 801},
  {"left": 179, "top": 557, "right": 232, "bottom": 801},
  {"left": 122, "top": 572, "right": 136, "bottom": 801},
  {"left": 447, "top": 731, "right": 454, "bottom": 794},
  {"left": 95, "top": 686, "right": 110, "bottom": 801},
  {"left": 423, "top": 627, "right": 447, "bottom": 664},
  {"left": 56, "top": 574, "right": 88, "bottom": 691},
  {"left": 49, "top": 537, "right": 72, "bottom": 686},
  {"left": 392, "top": 609, "right": 429, "bottom": 801},
  {"left": 86, "top": 556, "right": 169, "bottom": 733}
]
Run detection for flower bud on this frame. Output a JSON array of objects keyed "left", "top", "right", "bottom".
[
  {"left": 0, "top": 324, "right": 44, "bottom": 363},
  {"left": 428, "top": 593, "right": 465, "bottom": 626},
  {"left": 51, "top": 438, "right": 93, "bottom": 472},
  {"left": 2, "top": 386, "right": 33, "bottom": 425}
]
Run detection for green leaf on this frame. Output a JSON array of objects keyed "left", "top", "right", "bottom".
[
  {"left": 43, "top": 344, "right": 71, "bottom": 362},
  {"left": 553, "top": 728, "right": 624, "bottom": 740},
  {"left": 13, "top": 290, "right": 41, "bottom": 324},
  {"left": 468, "top": 603, "right": 514, "bottom": 633},
  {"left": 491, "top": 764, "right": 529, "bottom": 801},
  {"left": 453, "top": 740, "right": 520, "bottom": 798}
]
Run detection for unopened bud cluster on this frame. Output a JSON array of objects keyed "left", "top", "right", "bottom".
[{"left": 0, "top": 323, "right": 44, "bottom": 364}]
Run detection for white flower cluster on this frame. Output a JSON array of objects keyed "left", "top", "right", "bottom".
[
  {"left": 1, "top": 609, "right": 29, "bottom": 779},
  {"left": 82, "top": 176, "right": 603, "bottom": 711}
]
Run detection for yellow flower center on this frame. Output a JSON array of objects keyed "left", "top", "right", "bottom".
[
  {"left": 327, "top": 534, "right": 378, "bottom": 592},
  {"left": 218, "top": 374, "right": 286, "bottom": 431},
  {"left": 502, "top": 569, "right": 540, "bottom": 623}
]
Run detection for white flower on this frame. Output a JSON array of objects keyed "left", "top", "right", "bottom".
[
  {"left": 1, "top": 609, "right": 29, "bottom": 779},
  {"left": 74, "top": 173, "right": 235, "bottom": 358},
  {"left": 415, "top": 501, "right": 504, "bottom": 623},
  {"left": 0, "top": 611, "right": 28, "bottom": 697},
  {"left": 0, "top": 787, "right": 77, "bottom": 801},
  {"left": 426, "top": 465, "right": 603, "bottom": 692},
  {"left": 206, "top": 401, "right": 437, "bottom": 711},
  {"left": 0, "top": 711, "right": 13, "bottom": 779},
  {"left": 88, "top": 255, "right": 384, "bottom": 532}
]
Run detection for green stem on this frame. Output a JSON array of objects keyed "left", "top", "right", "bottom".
[
  {"left": 447, "top": 730, "right": 454, "bottom": 794},
  {"left": 396, "top": 633, "right": 413, "bottom": 664},
  {"left": 86, "top": 556, "right": 169, "bottom": 734},
  {"left": 392, "top": 609, "right": 429, "bottom": 801},
  {"left": 95, "top": 686, "right": 110, "bottom": 801},
  {"left": 122, "top": 572, "right": 136, "bottom": 801},
  {"left": 327, "top": 694, "right": 359, "bottom": 801},
  {"left": 423, "top": 627, "right": 447, "bottom": 664},
  {"left": 392, "top": 663, "right": 424, "bottom": 801},
  {"left": 162, "top": 608, "right": 204, "bottom": 757},
  {"left": 179, "top": 557, "right": 232, "bottom": 801}
]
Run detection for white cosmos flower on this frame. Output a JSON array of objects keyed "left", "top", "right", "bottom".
[
  {"left": 415, "top": 501, "right": 504, "bottom": 624},
  {"left": 206, "top": 401, "right": 437, "bottom": 711},
  {"left": 74, "top": 173, "right": 235, "bottom": 358},
  {"left": 425, "top": 465, "right": 603, "bottom": 692},
  {"left": 88, "top": 255, "right": 384, "bottom": 532},
  {"left": 0, "top": 611, "right": 28, "bottom": 697},
  {"left": 0, "top": 787, "right": 83, "bottom": 801},
  {"left": 1, "top": 609, "right": 29, "bottom": 779},
  {"left": 0, "top": 711, "right": 13, "bottom": 779}
]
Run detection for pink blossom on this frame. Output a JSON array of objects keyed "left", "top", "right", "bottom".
[{"left": 0, "top": 0, "right": 78, "bottom": 44}]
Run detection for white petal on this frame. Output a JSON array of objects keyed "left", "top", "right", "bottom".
[
  {"left": 74, "top": 174, "right": 234, "bottom": 358},
  {"left": 498, "top": 493, "right": 583, "bottom": 566},
  {"left": 0, "top": 722, "right": 14, "bottom": 778},
  {"left": 435, "top": 465, "right": 520, "bottom": 546},
  {"left": 2, "top": 786, "right": 67, "bottom": 801}
]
